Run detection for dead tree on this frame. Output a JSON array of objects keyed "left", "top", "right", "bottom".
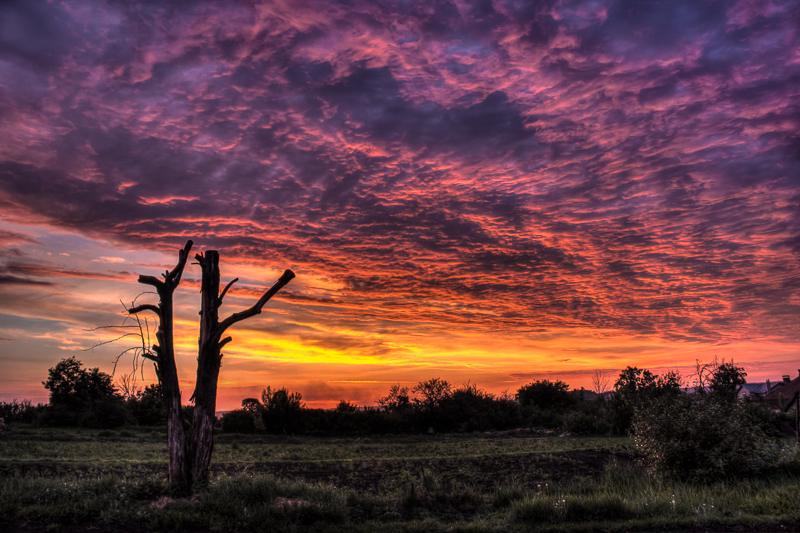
[{"left": 128, "top": 240, "right": 295, "bottom": 493}]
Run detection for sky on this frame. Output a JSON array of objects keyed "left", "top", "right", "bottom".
[{"left": 1, "top": 0, "right": 799, "bottom": 410}]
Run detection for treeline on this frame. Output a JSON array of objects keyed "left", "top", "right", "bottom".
[
  {"left": 218, "top": 379, "right": 609, "bottom": 436},
  {"left": 3, "top": 356, "right": 794, "bottom": 481},
  {"left": 0, "top": 357, "right": 163, "bottom": 429},
  {"left": 2, "top": 357, "right": 793, "bottom": 442}
]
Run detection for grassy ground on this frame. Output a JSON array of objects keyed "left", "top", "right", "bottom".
[{"left": 1, "top": 425, "right": 799, "bottom": 532}]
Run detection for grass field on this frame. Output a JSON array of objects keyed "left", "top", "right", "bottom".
[{"left": 1, "top": 425, "right": 799, "bottom": 532}]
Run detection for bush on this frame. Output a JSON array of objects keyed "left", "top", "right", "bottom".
[
  {"left": 0, "top": 399, "right": 43, "bottom": 424},
  {"left": 609, "top": 367, "right": 682, "bottom": 435},
  {"left": 632, "top": 393, "right": 781, "bottom": 482},
  {"left": 127, "top": 384, "right": 166, "bottom": 426},
  {"left": 221, "top": 409, "right": 257, "bottom": 433},
  {"left": 517, "top": 380, "right": 576, "bottom": 411},
  {"left": 562, "top": 410, "right": 609, "bottom": 435},
  {"left": 40, "top": 357, "right": 129, "bottom": 428},
  {"left": 261, "top": 387, "right": 304, "bottom": 434}
]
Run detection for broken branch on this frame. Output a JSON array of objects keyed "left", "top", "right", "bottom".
[
  {"left": 215, "top": 269, "right": 295, "bottom": 337},
  {"left": 128, "top": 304, "right": 161, "bottom": 316},
  {"left": 219, "top": 278, "right": 238, "bottom": 303}
]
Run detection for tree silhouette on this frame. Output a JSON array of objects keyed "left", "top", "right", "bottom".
[{"left": 128, "top": 240, "right": 294, "bottom": 493}]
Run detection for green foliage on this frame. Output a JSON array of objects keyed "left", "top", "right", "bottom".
[
  {"left": 126, "top": 384, "right": 166, "bottom": 426},
  {"left": 40, "top": 357, "right": 128, "bottom": 428},
  {"left": 610, "top": 367, "right": 682, "bottom": 434},
  {"left": 632, "top": 393, "right": 781, "bottom": 482},
  {"left": 221, "top": 409, "right": 257, "bottom": 433},
  {"left": 2, "top": 429, "right": 798, "bottom": 532},
  {"left": 398, "top": 468, "right": 482, "bottom": 517},
  {"left": 708, "top": 361, "right": 747, "bottom": 402},
  {"left": 561, "top": 410, "right": 610, "bottom": 435}
]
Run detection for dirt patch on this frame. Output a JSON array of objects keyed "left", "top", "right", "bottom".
[
  {"left": 0, "top": 447, "right": 641, "bottom": 494},
  {"left": 208, "top": 447, "right": 641, "bottom": 494}
]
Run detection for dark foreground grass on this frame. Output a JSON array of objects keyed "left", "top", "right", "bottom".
[{"left": 1, "top": 427, "right": 799, "bottom": 532}]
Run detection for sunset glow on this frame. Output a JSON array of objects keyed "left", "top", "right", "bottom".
[{"left": 1, "top": 0, "right": 799, "bottom": 410}]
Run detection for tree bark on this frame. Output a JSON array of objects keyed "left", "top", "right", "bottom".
[
  {"left": 129, "top": 242, "right": 294, "bottom": 492},
  {"left": 190, "top": 250, "right": 295, "bottom": 483},
  {"left": 128, "top": 240, "right": 193, "bottom": 494}
]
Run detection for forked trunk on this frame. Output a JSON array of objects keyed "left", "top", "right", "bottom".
[{"left": 130, "top": 242, "right": 294, "bottom": 493}]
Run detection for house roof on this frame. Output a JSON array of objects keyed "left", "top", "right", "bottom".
[
  {"left": 740, "top": 382, "right": 780, "bottom": 395},
  {"left": 763, "top": 374, "right": 800, "bottom": 404}
]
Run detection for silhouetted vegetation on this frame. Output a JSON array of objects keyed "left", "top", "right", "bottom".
[
  {"left": 229, "top": 378, "right": 602, "bottom": 436},
  {"left": 40, "top": 356, "right": 129, "bottom": 429},
  {"left": 608, "top": 366, "right": 683, "bottom": 435},
  {"left": 4, "top": 357, "right": 799, "bottom": 531},
  {"left": 125, "top": 384, "right": 166, "bottom": 427},
  {"left": 631, "top": 360, "right": 782, "bottom": 481},
  {"left": 0, "top": 399, "right": 44, "bottom": 424},
  {"left": 21, "top": 357, "right": 796, "bottom": 489}
]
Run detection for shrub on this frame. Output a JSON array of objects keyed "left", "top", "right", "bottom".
[
  {"left": 0, "top": 399, "right": 43, "bottom": 424},
  {"left": 221, "top": 409, "right": 257, "bottom": 433},
  {"left": 609, "top": 367, "right": 682, "bottom": 435},
  {"left": 126, "top": 384, "right": 166, "bottom": 426},
  {"left": 517, "top": 380, "right": 576, "bottom": 410},
  {"left": 261, "top": 386, "right": 304, "bottom": 434},
  {"left": 632, "top": 393, "right": 781, "bottom": 482},
  {"left": 562, "top": 410, "right": 609, "bottom": 435},
  {"left": 41, "top": 357, "right": 129, "bottom": 428}
]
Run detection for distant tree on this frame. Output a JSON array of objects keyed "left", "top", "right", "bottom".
[
  {"left": 42, "top": 357, "right": 127, "bottom": 428},
  {"left": 516, "top": 379, "right": 575, "bottom": 410},
  {"left": 377, "top": 384, "right": 411, "bottom": 413},
  {"left": 610, "top": 366, "right": 682, "bottom": 434},
  {"left": 336, "top": 400, "right": 358, "bottom": 412},
  {"left": 43, "top": 356, "right": 117, "bottom": 407},
  {"left": 0, "top": 399, "right": 42, "bottom": 424},
  {"left": 613, "top": 367, "right": 656, "bottom": 398},
  {"left": 591, "top": 371, "right": 610, "bottom": 394},
  {"left": 709, "top": 361, "right": 747, "bottom": 402},
  {"left": 221, "top": 409, "right": 256, "bottom": 433},
  {"left": 412, "top": 378, "right": 452, "bottom": 413},
  {"left": 116, "top": 373, "right": 141, "bottom": 401},
  {"left": 261, "top": 386, "right": 304, "bottom": 433},
  {"left": 241, "top": 398, "right": 262, "bottom": 413},
  {"left": 127, "top": 384, "right": 166, "bottom": 426},
  {"left": 440, "top": 382, "right": 496, "bottom": 432}
]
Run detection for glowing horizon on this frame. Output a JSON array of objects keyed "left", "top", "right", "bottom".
[{"left": 1, "top": 0, "right": 799, "bottom": 410}]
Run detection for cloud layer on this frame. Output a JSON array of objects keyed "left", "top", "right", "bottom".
[{"left": 1, "top": 0, "right": 799, "bottom": 405}]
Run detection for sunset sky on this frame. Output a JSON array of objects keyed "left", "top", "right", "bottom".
[{"left": 1, "top": 0, "right": 799, "bottom": 410}]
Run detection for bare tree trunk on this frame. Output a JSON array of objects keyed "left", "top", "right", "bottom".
[
  {"left": 190, "top": 250, "right": 223, "bottom": 484},
  {"left": 129, "top": 242, "right": 294, "bottom": 492},
  {"left": 129, "top": 240, "right": 193, "bottom": 495},
  {"left": 190, "top": 250, "right": 295, "bottom": 484}
]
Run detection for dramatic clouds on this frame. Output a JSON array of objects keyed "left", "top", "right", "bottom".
[{"left": 1, "top": 0, "right": 799, "bottom": 407}]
